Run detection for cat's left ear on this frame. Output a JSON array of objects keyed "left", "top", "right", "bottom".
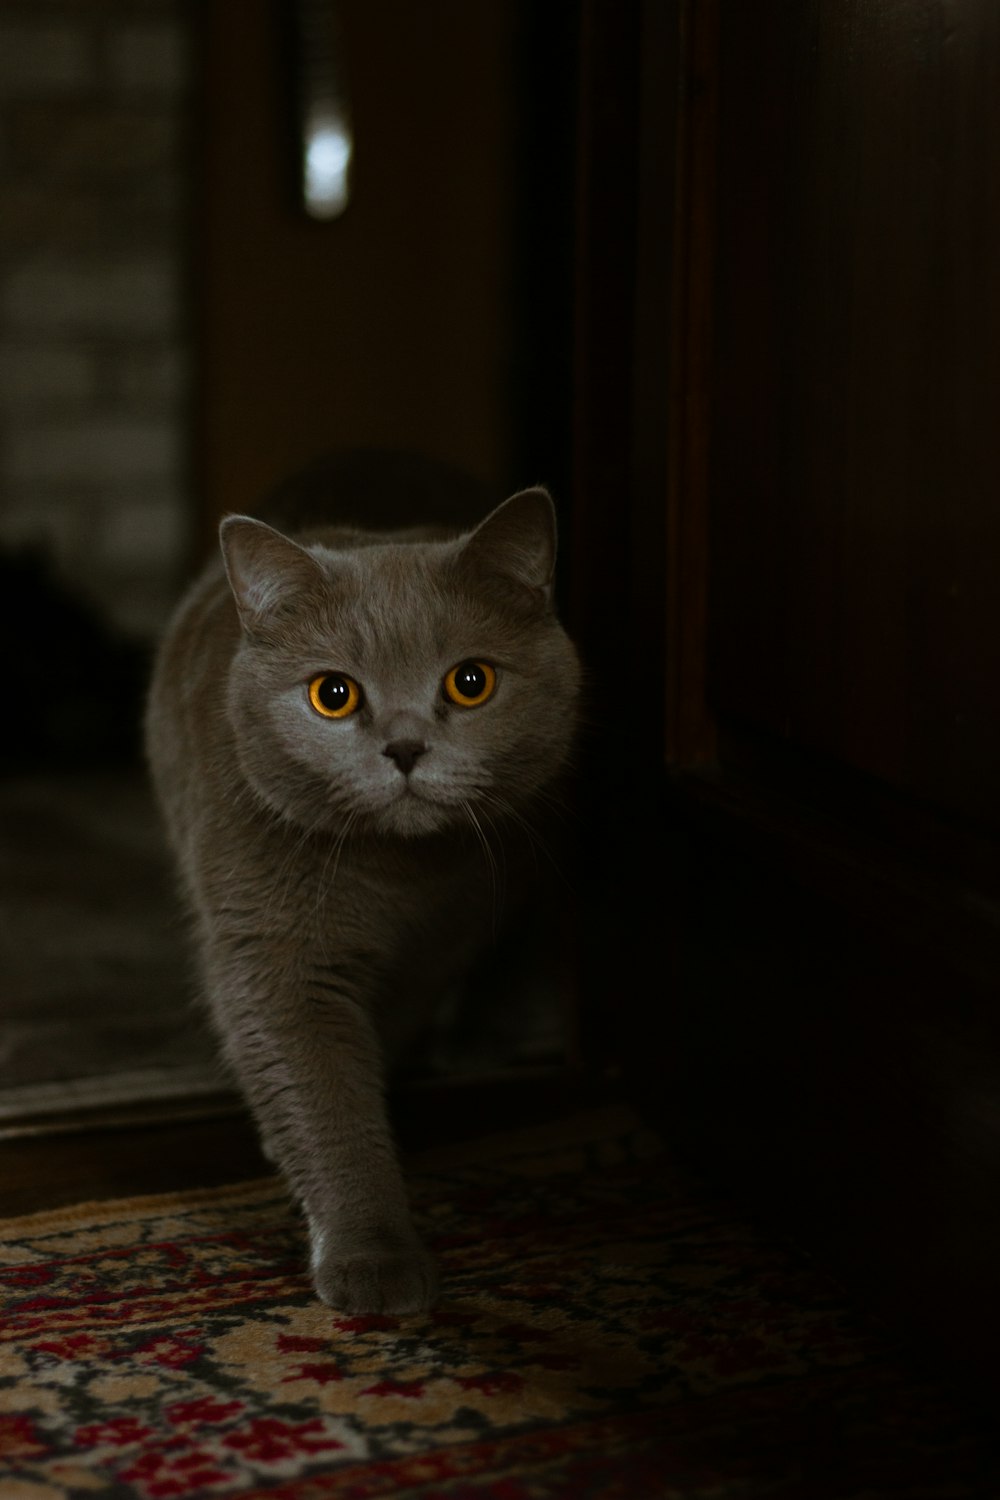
[{"left": 460, "top": 486, "right": 558, "bottom": 601}]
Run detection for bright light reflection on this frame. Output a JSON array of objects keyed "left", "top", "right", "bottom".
[{"left": 304, "top": 113, "right": 352, "bottom": 219}]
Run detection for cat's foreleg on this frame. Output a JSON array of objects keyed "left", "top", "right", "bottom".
[{"left": 208, "top": 955, "right": 437, "bottom": 1315}]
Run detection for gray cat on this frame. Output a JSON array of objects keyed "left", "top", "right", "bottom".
[{"left": 145, "top": 464, "right": 580, "bottom": 1314}]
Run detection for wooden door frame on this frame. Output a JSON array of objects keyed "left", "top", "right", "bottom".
[{"left": 569, "top": 0, "right": 717, "bottom": 772}]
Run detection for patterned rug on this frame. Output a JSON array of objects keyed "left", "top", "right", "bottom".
[{"left": 1, "top": 1108, "right": 997, "bottom": 1499}]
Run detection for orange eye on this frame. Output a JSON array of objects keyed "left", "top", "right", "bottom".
[
  {"left": 443, "top": 660, "right": 496, "bottom": 708},
  {"left": 308, "top": 673, "right": 362, "bottom": 718}
]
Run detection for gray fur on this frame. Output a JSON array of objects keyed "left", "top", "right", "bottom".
[{"left": 145, "top": 483, "right": 580, "bottom": 1314}]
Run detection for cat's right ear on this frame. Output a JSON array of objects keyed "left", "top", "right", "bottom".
[{"left": 220, "top": 516, "right": 324, "bottom": 631}]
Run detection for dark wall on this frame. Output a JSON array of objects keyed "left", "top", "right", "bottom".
[{"left": 708, "top": 0, "right": 1000, "bottom": 828}]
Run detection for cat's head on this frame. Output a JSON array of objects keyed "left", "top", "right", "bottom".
[{"left": 219, "top": 488, "right": 580, "bottom": 839}]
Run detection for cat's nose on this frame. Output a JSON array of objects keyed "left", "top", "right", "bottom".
[{"left": 382, "top": 738, "right": 428, "bottom": 775}]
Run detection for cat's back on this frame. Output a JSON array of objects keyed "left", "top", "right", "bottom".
[{"left": 145, "top": 554, "right": 241, "bottom": 857}]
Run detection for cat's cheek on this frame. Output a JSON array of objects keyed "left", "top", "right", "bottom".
[{"left": 278, "top": 705, "right": 359, "bottom": 776}]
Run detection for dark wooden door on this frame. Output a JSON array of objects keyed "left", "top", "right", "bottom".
[
  {"left": 709, "top": 0, "right": 1000, "bottom": 826},
  {"left": 570, "top": 0, "right": 1000, "bottom": 1389}
]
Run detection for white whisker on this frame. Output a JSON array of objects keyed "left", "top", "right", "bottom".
[
  {"left": 462, "top": 799, "right": 502, "bottom": 934},
  {"left": 476, "top": 787, "right": 574, "bottom": 895}
]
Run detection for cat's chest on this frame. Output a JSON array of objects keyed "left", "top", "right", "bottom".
[
  {"left": 247, "top": 826, "right": 495, "bottom": 937},
  {"left": 305, "top": 840, "right": 503, "bottom": 1027}
]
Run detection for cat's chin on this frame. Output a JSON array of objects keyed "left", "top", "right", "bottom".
[{"left": 374, "top": 789, "right": 459, "bottom": 839}]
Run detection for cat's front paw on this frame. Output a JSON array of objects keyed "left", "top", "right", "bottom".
[{"left": 313, "top": 1233, "right": 439, "bottom": 1315}]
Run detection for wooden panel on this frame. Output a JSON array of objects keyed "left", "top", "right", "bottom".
[
  {"left": 662, "top": 0, "right": 717, "bottom": 767},
  {"left": 194, "top": 0, "right": 517, "bottom": 534},
  {"left": 708, "top": 0, "right": 1000, "bottom": 825}
]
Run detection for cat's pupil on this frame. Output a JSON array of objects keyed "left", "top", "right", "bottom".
[
  {"left": 454, "top": 662, "right": 487, "bottom": 699},
  {"left": 318, "top": 675, "right": 351, "bottom": 712}
]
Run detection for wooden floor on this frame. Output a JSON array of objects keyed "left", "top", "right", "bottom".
[
  {"left": 0, "top": 1112, "right": 268, "bottom": 1218},
  {"left": 0, "top": 1069, "right": 606, "bottom": 1219}
]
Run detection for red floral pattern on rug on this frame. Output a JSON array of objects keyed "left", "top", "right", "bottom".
[{"left": 0, "top": 1109, "right": 996, "bottom": 1497}]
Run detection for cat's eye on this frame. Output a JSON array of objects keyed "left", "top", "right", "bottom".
[
  {"left": 308, "top": 673, "right": 362, "bottom": 718},
  {"left": 443, "top": 660, "right": 496, "bottom": 708}
]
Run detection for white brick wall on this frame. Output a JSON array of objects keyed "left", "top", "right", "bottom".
[
  {"left": 0, "top": 345, "right": 95, "bottom": 406},
  {"left": 7, "top": 418, "right": 180, "bottom": 485},
  {"left": 0, "top": 25, "right": 95, "bottom": 99},
  {"left": 105, "top": 24, "right": 189, "bottom": 97},
  {"left": 4, "top": 260, "right": 179, "bottom": 337},
  {"left": 100, "top": 488, "right": 185, "bottom": 565},
  {"left": 107, "top": 346, "right": 188, "bottom": 407},
  {"left": 0, "top": 1, "right": 193, "bottom": 642}
]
